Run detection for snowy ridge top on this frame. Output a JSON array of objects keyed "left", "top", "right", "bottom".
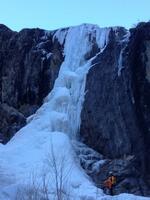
[
  {"left": 52, "top": 23, "right": 128, "bottom": 48},
  {"left": 50, "top": 23, "right": 127, "bottom": 34}
]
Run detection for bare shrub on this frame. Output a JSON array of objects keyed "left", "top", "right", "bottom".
[
  {"left": 15, "top": 172, "right": 44, "bottom": 200},
  {"left": 15, "top": 140, "right": 73, "bottom": 200},
  {"left": 45, "top": 139, "right": 73, "bottom": 200}
]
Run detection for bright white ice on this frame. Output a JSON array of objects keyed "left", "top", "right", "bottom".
[{"left": 0, "top": 24, "right": 149, "bottom": 200}]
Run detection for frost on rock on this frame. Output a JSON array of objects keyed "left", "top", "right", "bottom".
[
  {"left": 72, "top": 141, "right": 106, "bottom": 174},
  {"left": 52, "top": 28, "right": 68, "bottom": 45},
  {"left": 118, "top": 31, "right": 130, "bottom": 76},
  {"left": 118, "top": 49, "right": 124, "bottom": 76}
]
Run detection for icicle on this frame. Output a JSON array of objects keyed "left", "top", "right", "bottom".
[
  {"left": 117, "top": 31, "right": 130, "bottom": 76},
  {"left": 118, "top": 48, "right": 124, "bottom": 76}
]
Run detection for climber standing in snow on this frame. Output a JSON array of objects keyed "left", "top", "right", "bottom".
[{"left": 104, "top": 172, "right": 116, "bottom": 195}]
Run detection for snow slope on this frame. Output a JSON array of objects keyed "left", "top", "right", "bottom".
[{"left": 0, "top": 24, "right": 149, "bottom": 200}]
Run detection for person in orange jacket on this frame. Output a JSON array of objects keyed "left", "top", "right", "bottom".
[{"left": 104, "top": 172, "right": 116, "bottom": 195}]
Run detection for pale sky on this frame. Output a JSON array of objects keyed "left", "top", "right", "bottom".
[{"left": 0, "top": 0, "right": 149, "bottom": 31}]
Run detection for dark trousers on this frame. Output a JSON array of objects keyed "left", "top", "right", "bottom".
[
  {"left": 109, "top": 187, "right": 113, "bottom": 195},
  {"left": 104, "top": 187, "right": 113, "bottom": 196}
]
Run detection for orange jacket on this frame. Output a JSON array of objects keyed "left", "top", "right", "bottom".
[{"left": 104, "top": 176, "right": 116, "bottom": 189}]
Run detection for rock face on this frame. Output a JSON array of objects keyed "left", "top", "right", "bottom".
[
  {"left": 0, "top": 24, "right": 64, "bottom": 142},
  {"left": 0, "top": 103, "right": 26, "bottom": 143},
  {"left": 80, "top": 22, "right": 150, "bottom": 196}
]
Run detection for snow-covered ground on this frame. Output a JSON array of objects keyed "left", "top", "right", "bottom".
[{"left": 0, "top": 24, "right": 149, "bottom": 200}]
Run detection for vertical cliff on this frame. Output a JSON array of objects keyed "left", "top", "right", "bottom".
[{"left": 80, "top": 22, "right": 150, "bottom": 196}]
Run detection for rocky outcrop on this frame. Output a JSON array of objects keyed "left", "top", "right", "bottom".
[
  {"left": 91, "top": 156, "right": 150, "bottom": 196},
  {"left": 0, "top": 103, "right": 26, "bottom": 143},
  {"left": 80, "top": 22, "right": 150, "bottom": 196},
  {"left": 0, "top": 24, "right": 64, "bottom": 142}
]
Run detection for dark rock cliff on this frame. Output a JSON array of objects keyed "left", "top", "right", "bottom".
[
  {"left": 0, "top": 24, "right": 64, "bottom": 143},
  {"left": 80, "top": 22, "right": 150, "bottom": 196}
]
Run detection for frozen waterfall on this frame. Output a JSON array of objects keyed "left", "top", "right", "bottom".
[
  {"left": 27, "top": 24, "right": 111, "bottom": 139},
  {"left": 0, "top": 24, "right": 147, "bottom": 200},
  {"left": 0, "top": 24, "right": 111, "bottom": 200}
]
